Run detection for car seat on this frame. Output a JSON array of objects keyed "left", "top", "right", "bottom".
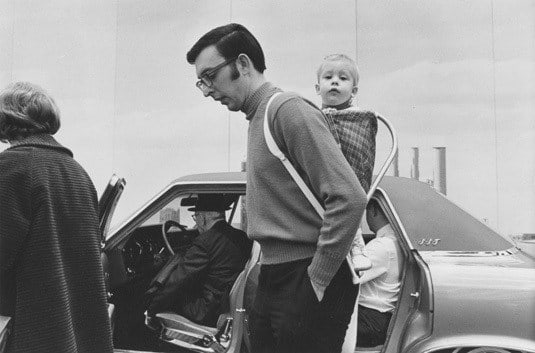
[
  {"left": 146, "top": 242, "right": 260, "bottom": 353},
  {"left": 354, "top": 345, "right": 383, "bottom": 353}
]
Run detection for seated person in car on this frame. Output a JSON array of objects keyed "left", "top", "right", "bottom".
[
  {"left": 355, "top": 199, "right": 403, "bottom": 347},
  {"left": 145, "top": 194, "right": 252, "bottom": 326}
]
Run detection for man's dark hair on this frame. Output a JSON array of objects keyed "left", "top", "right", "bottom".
[
  {"left": 187, "top": 23, "right": 266, "bottom": 73},
  {"left": 0, "top": 82, "right": 60, "bottom": 142}
]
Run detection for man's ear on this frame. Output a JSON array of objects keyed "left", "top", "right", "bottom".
[
  {"left": 314, "top": 83, "right": 321, "bottom": 95},
  {"left": 236, "top": 53, "right": 252, "bottom": 75}
]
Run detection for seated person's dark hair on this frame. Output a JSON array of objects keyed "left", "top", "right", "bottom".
[
  {"left": 366, "top": 198, "right": 383, "bottom": 215},
  {"left": 186, "top": 23, "right": 266, "bottom": 74},
  {"left": 0, "top": 82, "right": 60, "bottom": 143}
]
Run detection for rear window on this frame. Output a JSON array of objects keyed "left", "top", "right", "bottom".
[{"left": 380, "top": 177, "right": 513, "bottom": 252}]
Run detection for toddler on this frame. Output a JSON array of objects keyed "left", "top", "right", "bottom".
[{"left": 316, "top": 54, "right": 378, "bottom": 272}]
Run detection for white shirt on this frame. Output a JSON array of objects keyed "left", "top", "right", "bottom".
[{"left": 355, "top": 224, "right": 402, "bottom": 313}]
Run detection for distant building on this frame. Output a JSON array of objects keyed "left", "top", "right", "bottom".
[
  {"left": 160, "top": 207, "right": 180, "bottom": 223},
  {"left": 510, "top": 233, "right": 535, "bottom": 243},
  {"left": 521, "top": 233, "right": 535, "bottom": 241}
]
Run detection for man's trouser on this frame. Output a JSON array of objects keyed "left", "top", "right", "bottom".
[{"left": 250, "top": 257, "right": 359, "bottom": 353}]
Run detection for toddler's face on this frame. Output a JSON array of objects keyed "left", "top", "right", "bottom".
[{"left": 315, "top": 61, "right": 357, "bottom": 107}]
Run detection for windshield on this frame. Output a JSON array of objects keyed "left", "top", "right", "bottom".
[{"left": 380, "top": 177, "right": 513, "bottom": 252}]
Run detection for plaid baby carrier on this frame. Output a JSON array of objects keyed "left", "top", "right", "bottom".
[{"left": 322, "top": 108, "right": 378, "bottom": 192}]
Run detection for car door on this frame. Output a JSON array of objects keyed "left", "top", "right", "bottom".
[
  {"left": 98, "top": 174, "right": 126, "bottom": 334},
  {"left": 385, "top": 249, "right": 433, "bottom": 352},
  {"left": 99, "top": 174, "right": 126, "bottom": 242},
  {"left": 373, "top": 188, "right": 434, "bottom": 353}
]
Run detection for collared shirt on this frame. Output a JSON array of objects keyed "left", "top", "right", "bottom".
[{"left": 356, "top": 224, "right": 403, "bottom": 312}]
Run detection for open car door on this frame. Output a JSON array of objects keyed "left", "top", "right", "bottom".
[
  {"left": 99, "top": 174, "right": 126, "bottom": 242},
  {"left": 98, "top": 174, "right": 126, "bottom": 338}
]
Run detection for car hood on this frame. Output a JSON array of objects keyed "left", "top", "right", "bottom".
[{"left": 421, "top": 249, "right": 535, "bottom": 348}]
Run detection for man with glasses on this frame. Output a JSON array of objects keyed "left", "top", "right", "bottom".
[
  {"left": 146, "top": 194, "right": 251, "bottom": 326},
  {"left": 187, "top": 24, "right": 367, "bottom": 353}
]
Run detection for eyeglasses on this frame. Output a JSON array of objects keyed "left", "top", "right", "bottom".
[{"left": 195, "top": 57, "right": 237, "bottom": 90}]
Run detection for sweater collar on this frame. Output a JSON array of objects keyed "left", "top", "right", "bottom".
[
  {"left": 242, "top": 82, "right": 279, "bottom": 121},
  {"left": 8, "top": 133, "right": 73, "bottom": 157}
]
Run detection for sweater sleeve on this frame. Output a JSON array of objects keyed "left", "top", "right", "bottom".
[{"left": 272, "top": 97, "right": 367, "bottom": 287}]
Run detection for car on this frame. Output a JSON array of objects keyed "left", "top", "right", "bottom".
[{"left": 100, "top": 171, "right": 535, "bottom": 353}]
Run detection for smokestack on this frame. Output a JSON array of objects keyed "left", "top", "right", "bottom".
[
  {"left": 433, "top": 147, "right": 447, "bottom": 195},
  {"left": 390, "top": 151, "right": 399, "bottom": 177},
  {"left": 410, "top": 147, "right": 419, "bottom": 180}
]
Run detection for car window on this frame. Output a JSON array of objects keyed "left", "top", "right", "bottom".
[
  {"left": 142, "top": 196, "right": 193, "bottom": 228},
  {"left": 141, "top": 193, "right": 245, "bottom": 230},
  {"left": 379, "top": 177, "right": 513, "bottom": 252}
]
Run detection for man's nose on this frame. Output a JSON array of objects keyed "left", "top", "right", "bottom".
[{"left": 200, "top": 85, "right": 213, "bottom": 97}]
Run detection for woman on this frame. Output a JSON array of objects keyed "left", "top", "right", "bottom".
[{"left": 0, "top": 82, "right": 113, "bottom": 352}]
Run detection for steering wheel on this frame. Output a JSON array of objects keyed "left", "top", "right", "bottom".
[{"left": 161, "top": 220, "right": 187, "bottom": 255}]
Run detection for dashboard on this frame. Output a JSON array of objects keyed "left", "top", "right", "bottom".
[{"left": 122, "top": 224, "right": 199, "bottom": 278}]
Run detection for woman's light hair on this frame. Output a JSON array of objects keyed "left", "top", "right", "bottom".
[
  {"left": 316, "top": 54, "right": 360, "bottom": 86},
  {"left": 0, "top": 81, "right": 61, "bottom": 142}
]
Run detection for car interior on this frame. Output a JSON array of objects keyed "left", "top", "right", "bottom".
[
  {"left": 106, "top": 192, "right": 252, "bottom": 352},
  {"left": 105, "top": 190, "right": 413, "bottom": 353}
]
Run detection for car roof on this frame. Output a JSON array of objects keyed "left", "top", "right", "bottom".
[
  {"left": 171, "top": 172, "right": 513, "bottom": 252},
  {"left": 376, "top": 176, "right": 513, "bottom": 252},
  {"left": 172, "top": 172, "right": 246, "bottom": 185},
  {"left": 172, "top": 171, "right": 431, "bottom": 196}
]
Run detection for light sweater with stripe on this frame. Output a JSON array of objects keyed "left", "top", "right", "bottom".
[{"left": 243, "top": 82, "right": 367, "bottom": 288}]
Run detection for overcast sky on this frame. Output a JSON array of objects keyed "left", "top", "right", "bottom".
[{"left": 1, "top": 0, "right": 533, "bottom": 236}]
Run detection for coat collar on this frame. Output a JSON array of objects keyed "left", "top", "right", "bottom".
[
  {"left": 209, "top": 219, "right": 230, "bottom": 232},
  {"left": 8, "top": 134, "right": 73, "bottom": 157}
]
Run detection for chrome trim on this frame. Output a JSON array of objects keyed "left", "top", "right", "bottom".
[
  {"left": 367, "top": 114, "right": 398, "bottom": 201},
  {"left": 420, "top": 345, "right": 533, "bottom": 353},
  {"left": 420, "top": 247, "right": 519, "bottom": 257}
]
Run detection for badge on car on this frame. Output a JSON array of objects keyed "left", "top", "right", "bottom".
[{"left": 418, "top": 238, "right": 441, "bottom": 246}]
